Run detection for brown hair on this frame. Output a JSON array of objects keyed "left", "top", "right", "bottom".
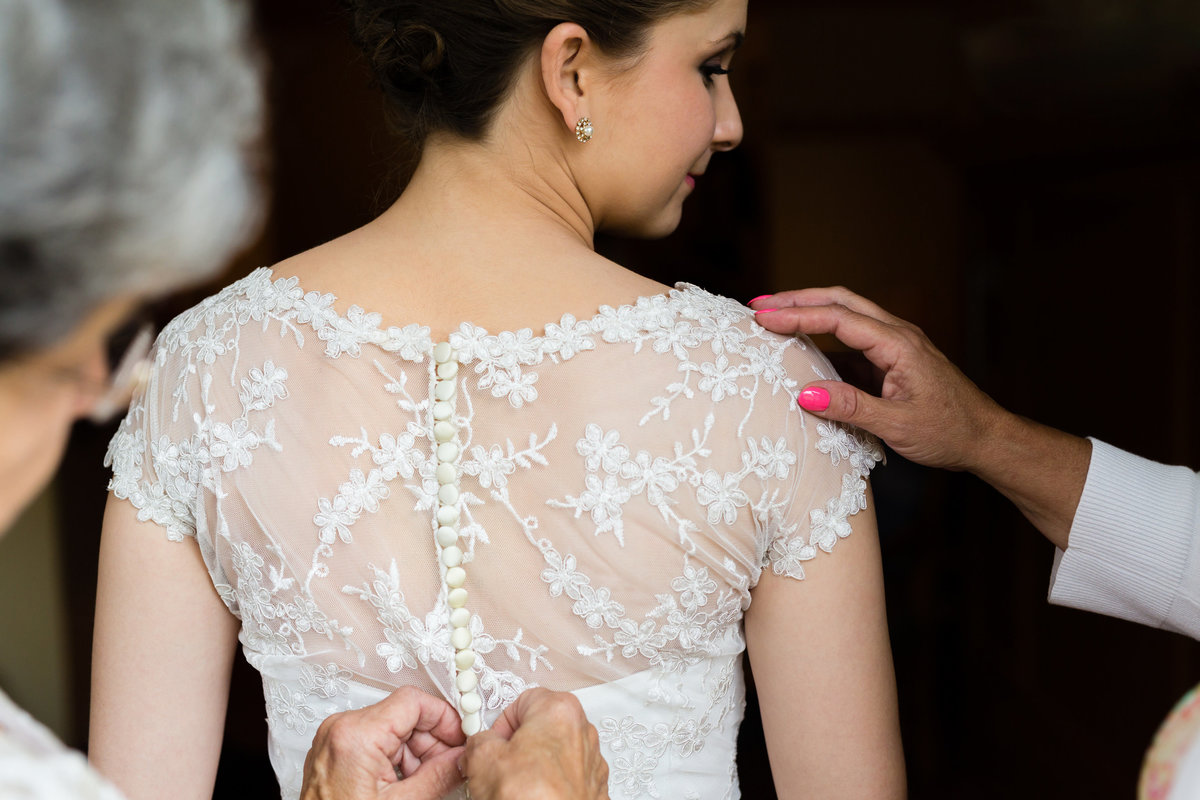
[{"left": 343, "top": 0, "right": 713, "bottom": 149}]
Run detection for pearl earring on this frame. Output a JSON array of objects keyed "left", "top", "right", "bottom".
[{"left": 575, "top": 117, "right": 593, "bottom": 143}]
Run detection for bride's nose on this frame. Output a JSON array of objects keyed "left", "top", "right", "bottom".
[{"left": 712, "top": 83, "right": 743, "bottom": 152}]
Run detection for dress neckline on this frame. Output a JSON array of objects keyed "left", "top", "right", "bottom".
[
  {"left": 259, "top": 266, "right": 702, "bottom": 341},
  {"left": 234, "top": 267, "right": 747, "bottom": 365}
]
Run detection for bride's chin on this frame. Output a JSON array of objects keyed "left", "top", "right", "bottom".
[{"left": 600, "top": 209, "right": 684, "bottom": 241}]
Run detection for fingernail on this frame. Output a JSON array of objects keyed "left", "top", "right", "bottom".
[
  {"left": 798, "top": 387, "right": 830, "bottom": 412},
  {"left": 753, "top": 308, "right": 777, "bottom": 314},
  {"left": 748, "top": 294, "right": 773, "bottom": 305}
]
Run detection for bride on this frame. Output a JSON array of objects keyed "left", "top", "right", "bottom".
[{"left": 90, "top": 0, "right": 906, "bottom": 797}]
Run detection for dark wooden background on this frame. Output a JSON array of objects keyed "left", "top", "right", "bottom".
[{"left": 50, "top": 1, "right": 1200, "bottom": 797}]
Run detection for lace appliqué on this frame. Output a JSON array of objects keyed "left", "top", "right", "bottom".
[{"left": 105, "top": 269, "right": 884, "bottom": 800}]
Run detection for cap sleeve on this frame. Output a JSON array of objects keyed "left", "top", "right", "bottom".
[
  {"left": 756, "top": 335, "right": 883, "bottom": 581},
  {"left": 104, "top": 321, "right": 206, "bottom": 543}
]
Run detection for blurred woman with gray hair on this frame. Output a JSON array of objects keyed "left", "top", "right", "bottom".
[{"left": 0, "top": 0, "right": 261, "bottom": 793}]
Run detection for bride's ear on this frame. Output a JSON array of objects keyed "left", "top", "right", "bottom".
[{"left": 540, "top": 22, "right": 596, "bottom": 138}]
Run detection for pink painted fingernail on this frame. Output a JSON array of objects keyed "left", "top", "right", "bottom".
[
  {"left": 748, "top": 294, "right": 773, "bottom": 305},
  {"left": 798, "top": 387, "right": 830, "bottom": 412},
  {"left": 753, "top": 308, "right": 777, "bottom": 314}
]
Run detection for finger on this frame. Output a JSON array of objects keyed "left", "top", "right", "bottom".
[
  {"left": 757, "top": 286, "right": 904, "bottom": 325},
  {"left": 486, "top": 686, "right": 551, "bottom": 740},
  {"left": 797, "top": 380, "right": 894, "bottom": 439},
  {"left": 747, "top": 293, "right": 775, "bottom": 309},
  {"left": 460, "top": 729, "right": 507, "bottom": 777},
  {"left": 385, "top": 747, "right": 464, "bottom": 800},
  {"left": 379, "top": 687, "right": 465, "bottom": 747},
  {"left": 482, "top": 701, "right": 519, "bottom": 740},
  {"left": 404, "top": 727, "right": 463, "bottom": 762},
  {"left": 755, "top": 305, "right": 909, "bottom": 374}
]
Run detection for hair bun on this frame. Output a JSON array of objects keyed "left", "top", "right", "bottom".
[
  {"left": 343, "top": 0, "right": 710, "bottom": 149},
  {"left": 391, "top": 23, "right": 446, "bottom": 78}
]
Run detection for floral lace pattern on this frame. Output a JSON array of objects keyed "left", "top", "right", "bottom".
[{"left": 106, "top": 268, "right": 882, "bottom": 800}]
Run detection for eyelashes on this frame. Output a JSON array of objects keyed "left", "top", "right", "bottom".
[{"left": 701, "top": 64, "right": 730, "bottom": 85}]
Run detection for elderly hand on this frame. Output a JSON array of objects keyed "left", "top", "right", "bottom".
[
  {"left": 300, "top": 686, "right": 466, "bottom": 800},
  {"left": 750, "top": 286, "right": 1006, "bottom": 472},
  {"left": 460, "top": 688, "right": 609, "bottom": 800},
  {"left": 751, "top": 286, "right": 1092, "bottom": 548}
]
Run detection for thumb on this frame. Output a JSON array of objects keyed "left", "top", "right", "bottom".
[
  {"left": 385, "top": 748, "right": 464, "bottom": 800},
  {"left": 797, "top": 381, "right": 885, "bottom": 434}
]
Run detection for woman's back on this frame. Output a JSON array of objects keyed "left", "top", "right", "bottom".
[
  {"left": 94, "top": 1, "right": 906, "bottom": 796},
  {"left": 107, "top": 262, "right": 880, "bottom": 798}
]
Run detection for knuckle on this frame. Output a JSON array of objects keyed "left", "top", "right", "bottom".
[
  {"left": 320, "top": 714, "right": 358, "bottom": 755},
  {"left": 393, "top": 685, "right": 420, "bottom": 702},
  {"left": 836, "top": 388, "right": 862, "bottom": 421},
  {"left": 315, "top": 711, "right": 343, "bottom": 737},
  {"left": 545, "top": 691, "right": 585, "bottom": 719}
]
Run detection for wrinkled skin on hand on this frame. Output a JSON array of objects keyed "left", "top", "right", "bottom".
[
  {"left": 300, "top": 685, "right": 466, "bottom": 800},
  {"left": 461, "top": 688, "right": 610, "bottom": 800},
  {"left": 751, "top": 286, "right": 1004, "bottom": 473}
]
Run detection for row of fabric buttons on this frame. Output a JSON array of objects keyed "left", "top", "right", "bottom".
[{"left": 432, "top": 340, "right": 482, "bottom": 736}]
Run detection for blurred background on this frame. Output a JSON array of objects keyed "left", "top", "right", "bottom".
[{"left": 2, "top": 0, "right": 1199, "bottom": 796}]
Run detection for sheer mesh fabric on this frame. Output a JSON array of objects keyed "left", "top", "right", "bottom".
[{"left": 107, "top": 268, "right": 882, "bottom": 799}]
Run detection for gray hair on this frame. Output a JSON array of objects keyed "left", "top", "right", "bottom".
[{"left": 0, "top": 0, "right": 264, "bottom": 360}]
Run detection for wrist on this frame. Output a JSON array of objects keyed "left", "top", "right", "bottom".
[
  {"left": 956, "top": 393, "right": 1018, "bottom": 478},
  {"left": 964, "top": 406, "right": 1091, "bottom": 549}
]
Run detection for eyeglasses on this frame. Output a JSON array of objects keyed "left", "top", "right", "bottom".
[
  {"left": 8, "top": 312, "right": 156, "bottom": 425},
  {"left": 86, "top": 320, "right": 155, "bottom": 424}
]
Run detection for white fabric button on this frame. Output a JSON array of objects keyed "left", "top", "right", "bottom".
[
  {"left": 454, "top": 648, "right": 476, "bottom": 670},
  {"left": 441, "top": 545, "right": 463, "bottom": 568},
  {"left": 434, "top": 421, "right": 456, "bottom": 442},
  {"left": 460, "top": 691, "right": 482, "bottom": 715},
  {"left": 456, "top": 670, "right": 478, "bottom": 693},
  {"left": 445, "top": 566, "right": 467, "bottom": 588},
  {"left": 450, "top": 627, "right": 472, "bottom": 650},
  {"left": 429, "top": 343, "right": 482, "bottom": 733}
]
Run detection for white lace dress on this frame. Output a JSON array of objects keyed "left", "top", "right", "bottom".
[
  {"left": 106, "top": 268, "right": 882, "bottom": 800},
  {"left": 0, "top": 689, "right": 126, "bottom": 800}
]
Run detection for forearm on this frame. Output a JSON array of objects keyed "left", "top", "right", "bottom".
[{"left": 968, "top": 410, "right": 1091, "bottom": 551}]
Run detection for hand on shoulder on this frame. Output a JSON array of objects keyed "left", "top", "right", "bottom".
[{"left": 751, "top": 286, "right": 1006, "bottom": 472}]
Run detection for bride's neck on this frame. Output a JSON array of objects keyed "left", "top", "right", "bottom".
[{"left": 382, "top": 135, "right": 596, "bottom": 257}]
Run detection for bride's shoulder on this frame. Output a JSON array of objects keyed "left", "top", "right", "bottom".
[{"left": 673, "top": 284, "right": 839, "bottom": 376}]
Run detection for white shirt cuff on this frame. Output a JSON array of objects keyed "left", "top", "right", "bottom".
[{"left": 1048, "top": 438, "right": 1200, "bottom": 637}]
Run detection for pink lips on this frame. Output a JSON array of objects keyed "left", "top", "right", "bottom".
[{"left": 685, "top": 174, "right": 696, "bottom": 189}]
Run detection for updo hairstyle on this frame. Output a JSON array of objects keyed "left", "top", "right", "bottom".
[{"left": 343, "top": 0, "right": 714, "bottom": 149}]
